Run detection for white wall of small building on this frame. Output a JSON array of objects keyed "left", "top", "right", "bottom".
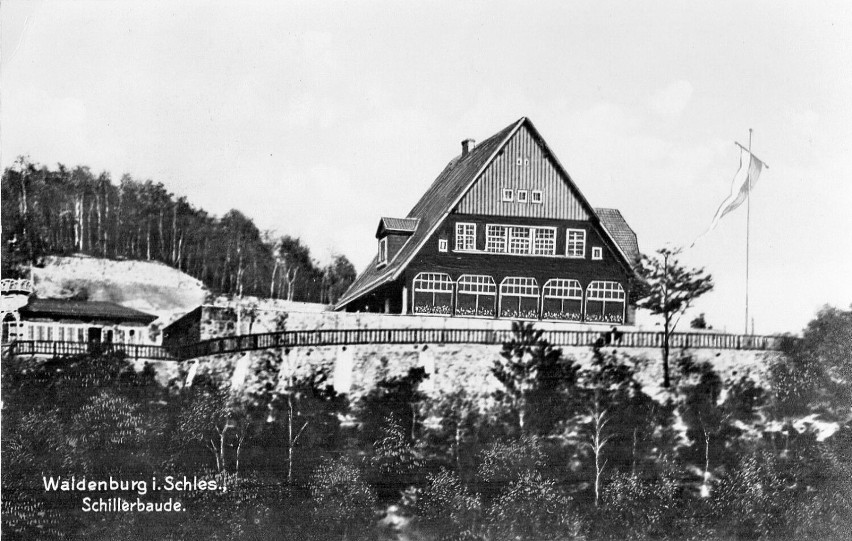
[{"left": 6, "top": 320, "right": 159, "bottom": 345}]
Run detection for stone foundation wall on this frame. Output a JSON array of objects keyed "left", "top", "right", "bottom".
[{"left": 176, "top": 342, "right": 783, "bottom": 404}]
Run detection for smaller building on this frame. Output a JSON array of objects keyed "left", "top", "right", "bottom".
[
  {"left": 2, "top": 297, "right": 158, "bottom": 345},
  {"left": 18, "top": 299, "right": 158, "bottom": 344},
  {"left": 161, "top": 305, "right": 238, "bottom": 351}
]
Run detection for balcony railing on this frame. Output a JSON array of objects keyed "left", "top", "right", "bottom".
[{"left": 1, "top": 279, "right": 34, "bottom": 295}]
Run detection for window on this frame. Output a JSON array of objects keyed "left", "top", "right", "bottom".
[
  {"left": 587, "top": 281, "right": 626, "bottom": 301},
  {"left": 412, "top": 272, "right": 454, "bottom": 315},
  {"left": 486, "top": 225, "right": 508, "bottom": 253},
  {"left": 486, "top": 225, "right": 556, "bottom": 256},
  {"left": 502, "top": 188, "right": 513, "bottom": 202},
  {"left": 517, "top": 190, "right": 528, "bottom": 203},
  {"left": 542, "top": 279, "right": 583, "bottom": 321},
  {"left": 531, "top": 190, "right": 543, "bottom": 204},
  {"left": 592, "top": 247, "right": 603, "bottom": 260},
  {"left": 438, "top": 239, "right": 448, "bottom": 252},
  {"left": 456, "top": 275, "right": 497, "bottom": 317},
  {"left": 377, "top": 237, "right": 388, "bottom": 266},
  {"left": 499, "top": 277, "right": 540, "bottom": 319},
  {"left": 566, "top": 229, "right": 586, "bottom": 258},
  {"left": 532, "top": 228, "right": 556, "bottom": 255},
  {"left": 584, "top": 281, "right": 626, "bottom": 324},
  {"left": 508, "top": 226, "right": 531, "bottom": 254},
  {"left": 455, "top": 223, "right": 476, "bottom": 251}
]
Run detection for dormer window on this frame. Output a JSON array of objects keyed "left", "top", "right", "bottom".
[{"left": 378, "top": 237, "right": 388, "bottom": 266}]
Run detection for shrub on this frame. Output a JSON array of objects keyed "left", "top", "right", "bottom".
[
  {"left": 309, "top": 456, "right": 376, "bottom": 539},
  {"left": 485, "top": 471, "right": 582, "bottom": 541},
  {"left": 416, "top": 468, "right": 482, "bottom": 540}
]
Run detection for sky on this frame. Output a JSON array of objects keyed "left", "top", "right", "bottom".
[{"left": 2, "top": 1, "right": 851, "bottom": 335}]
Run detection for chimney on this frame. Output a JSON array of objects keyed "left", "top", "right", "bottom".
[{"left": 461, "top": 138, "right": 476, "bottom": 155}]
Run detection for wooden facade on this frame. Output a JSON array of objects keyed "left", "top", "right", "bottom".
[
  {"left": 336, "top": 117, "right": 640, "bottom": 325},
  {"left": 457, "top": 125, "right": 590, "bottom": 220}
]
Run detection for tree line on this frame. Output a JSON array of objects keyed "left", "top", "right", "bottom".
[{"left": 1, "top": 157, "right": 356, "bottom": 303}]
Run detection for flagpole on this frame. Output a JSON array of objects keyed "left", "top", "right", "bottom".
[{"left": 745, "top": 129, "right": 752, "bottom": 335}]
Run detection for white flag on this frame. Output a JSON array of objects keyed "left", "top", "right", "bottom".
[
  {"left": 707, "top": 147, "right": 764, "bottom": 231},
  {"left": 693, "top": 146, "right": 765, "bottom": 246}
]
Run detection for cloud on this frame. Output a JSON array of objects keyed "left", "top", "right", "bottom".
[{"left": 650, "top": 80, "right": 694, "bottom": 118}]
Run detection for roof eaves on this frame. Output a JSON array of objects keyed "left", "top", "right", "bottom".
[{"left": 333, "top": 274, "right": 392, "bottom": 309}]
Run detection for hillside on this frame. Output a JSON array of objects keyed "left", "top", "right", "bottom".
[
  {"left": 2, "top": 160, "right": 356, "bottom": 304},
  {"left": 32, "top": 254, "right": 208, "bottom": 322}
]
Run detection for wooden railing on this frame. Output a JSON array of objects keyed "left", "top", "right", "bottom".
[
  {"left": 4, "top": 340, "right": 177, "bottom": 361},
  {"left": 4, "top": 328, "right": 788, "bottom": 362},
  {"left": 172, "top": 328, "right": 786, "bottom": 360}
]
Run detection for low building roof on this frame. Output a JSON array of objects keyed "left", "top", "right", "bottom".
[
  {"left": 19, "top": 298, "right": 157, "bottom": 325},
  {"left": 595, "top": 208, "right": 640, "bottom": 263}
]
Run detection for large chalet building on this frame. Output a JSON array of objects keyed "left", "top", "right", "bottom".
[{"left": 335, "top": 117, "right": 640, "bottom": 325}]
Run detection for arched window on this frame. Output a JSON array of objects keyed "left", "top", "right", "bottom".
[
  {"left": 584, "top": 281, "right": 626, "bottom": 323},
  {"left": 412, "top": 272, "right": 454, "bottom": 315},
  {"left": 499, "top": 277, "right": 539, "bottom": 319},
  {"left": 541, "top": 279, "right": 583, "bottom": 321},
  {"left": 1, "top": 311, "right": 21, "bottom": 343},
  {"left": 456, "top": 275, "right": 496, "bottom": 317}
]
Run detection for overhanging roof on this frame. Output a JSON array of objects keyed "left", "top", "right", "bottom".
[
  {"left": 19, "top": 298, "right": 157, "bottom": 324},
  {"left": 595, "top": 208, "right": 640, "bottom": 263}
]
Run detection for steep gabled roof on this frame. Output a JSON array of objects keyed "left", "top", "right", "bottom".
[
  {"left": 595, "top": 208, "right": 640, "bottom": 263},
  {"left": 336, "top": 117, "right": 636, "bottom": 310},
  {"left": 336, "top": 119, "right": 522, "bottom": 309},
  {"left": 20, "top": 298, "right": 157, "bottom": 324}
]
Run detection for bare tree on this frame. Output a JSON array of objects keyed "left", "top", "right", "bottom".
[{"left": 283, "top": 265, "right": 298, "bottom": 302}]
